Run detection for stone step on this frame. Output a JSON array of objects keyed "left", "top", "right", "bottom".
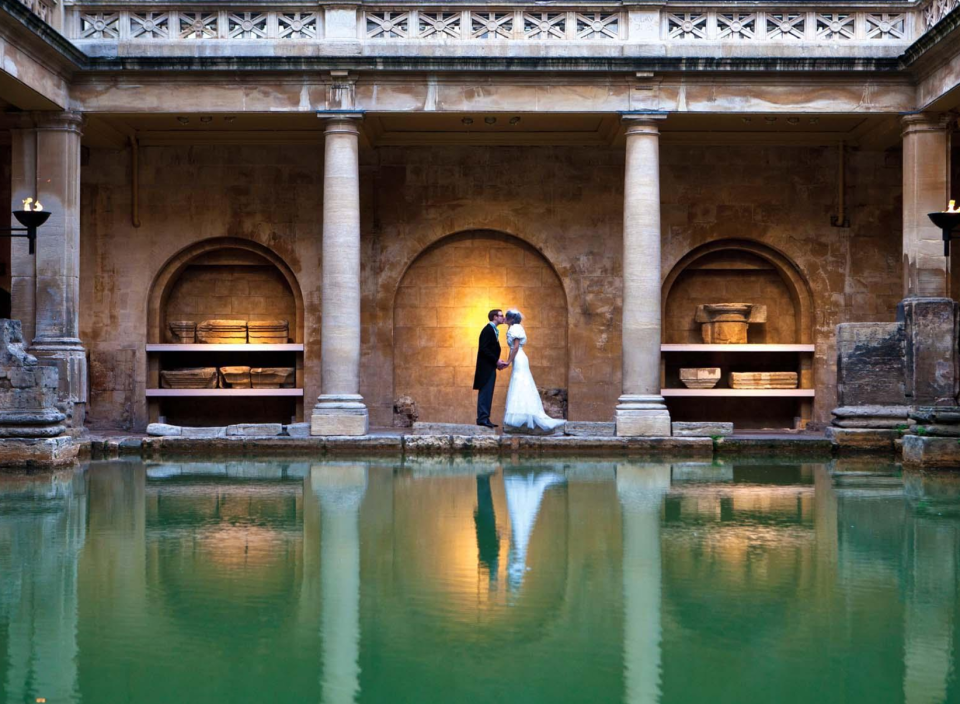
[
  {"left": 672, "top": 421, "right": 734, "bottom": 437},
  {"left": 563, "top": 421, "right": 615, "bottom": 437},
  {"left": 411, "top": 422, "right": 496, "bottom": 436}
]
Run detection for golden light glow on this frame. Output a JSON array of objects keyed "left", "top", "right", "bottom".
[
  {"left": 946, "top": 200, "right": 959, "bottom": 213},
  {"left": 21, "top": 197, "right": 43, "bottom": 212}
]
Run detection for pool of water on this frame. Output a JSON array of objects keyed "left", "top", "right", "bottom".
[{"left": 1, "top": 459, "right": 958, "bottom": 704}]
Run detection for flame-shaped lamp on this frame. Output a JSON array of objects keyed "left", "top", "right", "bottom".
[
  {"left": 1, "top": 199, "right": 50, "bottom": 254},
  {"left": 929, "top": 200, "right": 960, "bottom": 257}
]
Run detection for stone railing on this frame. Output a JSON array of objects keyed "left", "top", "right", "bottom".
[
  {"left": 60, "top": 1, "right": 960, "bottom": 48},
  {"left": 18, "top": 0, "right": 59, "bottom": 29},
  {"left": 919, "top": 0, "right": 960, "bottom": 31}
]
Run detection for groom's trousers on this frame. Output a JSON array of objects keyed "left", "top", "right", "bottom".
[{"left": 477, "top": 373, "right": 496, "bottom": 424}]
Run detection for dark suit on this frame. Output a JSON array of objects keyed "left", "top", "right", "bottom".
[{"left": 473, "top": 323, "right": 501, "bottom": 424}]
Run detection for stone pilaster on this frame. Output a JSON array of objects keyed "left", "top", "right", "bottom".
[
  {"left": 617, "top": 115, "right": 670, "bottom": 437},
  {"left": 312, "top": 114, "right": 369, "bottom": 436},
  {"left": 10, "top": 111, "right": 86, "bottom": 427},
  {"left": 901, "top": 113, "right": 952, "bottom": 298}
]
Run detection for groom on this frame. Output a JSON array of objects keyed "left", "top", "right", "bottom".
[{"left": 474, "top": 309, "right": 507, "bottom": 428}]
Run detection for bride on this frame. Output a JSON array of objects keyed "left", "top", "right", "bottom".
[{"left": 502, "top": 309, "right": 566, "bottom": 434}]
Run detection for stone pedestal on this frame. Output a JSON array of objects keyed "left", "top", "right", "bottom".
[
  {"left": 616, "top": 115, "right": 670, "bottom": 437},
  {"left": 902, "top": 435, "right": 960, "bottom": 468},
  {"left": 0, "top": 319, "right": 76, "bottom": 466},
  {"left": 694, "top": 303, "right": 767, "bottom": 344},
  {"left": 312, "top": 114, "right": 369, "bottom": 436},
  {"left": 11, "top": 112, "right": 87, "bottom": 427}
]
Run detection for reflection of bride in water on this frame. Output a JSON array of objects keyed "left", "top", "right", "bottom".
[{"left": 503, "top": 471, "right": 565, "bottom": 589}]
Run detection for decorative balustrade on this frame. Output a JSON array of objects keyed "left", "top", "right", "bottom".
[
  {"left": 17, "top": 0, "right": 58, "bottom": 28},
  {"left": 62, "top": 2, "right": 959, "bottom": 45}
]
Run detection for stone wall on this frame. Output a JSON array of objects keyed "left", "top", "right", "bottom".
[
  {"left": 394, "top": 231, "right": 567, "bottom": 425},
  {"left": 78, "top": 141, "right": 902, "bottom": 429}
]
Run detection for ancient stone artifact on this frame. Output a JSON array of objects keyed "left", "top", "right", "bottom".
[
  {"left": 679, "top": 367, "right": 721, "bottom": 389},
  {"left": 0, "top": 319, "right": 67, "bottom": 438},
  {"left": 695, "top": 303, "right": 767, "bottom": 344},
  {"left": 169, "top": 320, "right": 197, "bottom": 344},
  {"left": 160, "top": 367, "right": 219, "bottom": 389},
  {"left": 729, "top": 371, "right": 798, "bottom": 389},
  {"left": 393, "top": 395, "right": 419, "bottom": 427},
  {"left": 250, "top": 367, "right": 295, "bottom": 388},
  {"left": 197, "top": 320, "right": 248, "bottom": 344},
  {"left": 220, "top": 366, "right": 252, "bottom": 388},
  {"left": 248, "top": 320, "right": 289, "bottom": 344}
]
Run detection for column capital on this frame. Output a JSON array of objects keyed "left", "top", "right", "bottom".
[
  {"left": 901, "top": 112, "right": 952, "bottom": 138},
  {"left": 621, "top": 112, "right": 667, "bottom": 136},
  {"left": 318, "top": 111, "right": 364, "bottom": 135},
  {"left": 22, "top": 111, "right": 84, "bottom": 134}
]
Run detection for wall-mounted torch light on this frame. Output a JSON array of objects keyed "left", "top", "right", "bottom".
[{"left": 0, "top": 199, "right": 51, "bottom": 255}]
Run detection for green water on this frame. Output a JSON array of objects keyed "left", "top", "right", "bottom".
[{"left": 0, "top": 459, "right": 958, "bottom": 704}]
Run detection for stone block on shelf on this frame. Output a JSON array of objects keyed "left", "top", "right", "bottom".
[
  {"left": 197, "top": 319, "right": 248, "bottom": 344},
  {"left": 729, "top": 371, "right": 798, "bottom": 389},
  {"left": 160, "top": 367, "right": 219, "bottom": 389},
  {"left": 250, "top": 367, "right": 295, "bottom": 388},
  {"left": 695, "top": 303, "right": 767, "bottom": 344},
  {"left": 679, "top": 367, "right": 721, "bottom": 389},
  {"left": 168, "top": 320, "right": 197, "bottom": 343},
  {"left": 247, "top": 320, "right": 289, "bottom": 344},
  {"left": 220, "top": 366, "right": 252, "bottom": 388}
]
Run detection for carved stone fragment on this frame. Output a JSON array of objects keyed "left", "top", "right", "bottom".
[
  {"left": 220, "top": 366, "right": 252, "bottom": 388},
  {"left": 197, "top": 319, "right": 248, "bottom": 344},
  {"left": 679, "top": 367, "right": 721, "bottom": 389},
  {"left": 160, "top": 367, "right": 219, "bottom": 389},
  {"left": 393, "top": 394, "right": 419, "bottom": 427},
  {"left": 168, "top": 320, "right": 197, "bottom": 343},
  {"left": 695, "top": 303, "right": 767, "bottom": 344},
  {"left": 250, "top": 367, "right": 295, "bottom": 388},
  {"left": 729, "top": 371, "right": 798, "bottom": 389},
  {"left": 248, "top": 320, "right": 289, "bottom": 344},
  {"left": 0, "top": 320, "right": 66, "bottom": 438}
]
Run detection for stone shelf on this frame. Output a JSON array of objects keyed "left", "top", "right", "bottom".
[
  {"left": 146, "top": 344, "right": 303, "bottom": 352},
  {"left": 146, "top": 389, "right": 304, "bottom": 397},
  {"left": 661, "top": 389, "right": 815, "bottom": 397},
  {"left": 661, "top": 344, "right": 814, "bottom": 352}
]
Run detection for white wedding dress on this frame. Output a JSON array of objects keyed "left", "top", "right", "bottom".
[{"left": 503, "top": 323, "right": 566, "bottom": 433}]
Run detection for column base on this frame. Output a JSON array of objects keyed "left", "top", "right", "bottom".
[
  {"left": 616, "top": 395, "right": 672, "bottom": 437},
  {"left": 311, "top": 394, "right": 369, "bottom": 436},
  {"left": 29, "top": 338, "right": 86, "bottom": 427}
]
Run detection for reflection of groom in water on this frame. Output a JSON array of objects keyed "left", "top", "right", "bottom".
[
  {"left": 474, "top": 473, "right": 500, "bottom": 584},
  {"left": 474, "top": 309, "right": 507, "bottom": 428}
]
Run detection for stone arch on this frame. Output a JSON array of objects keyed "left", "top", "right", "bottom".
[
  {"left": 393, "top": 230, "right": 569, "bottom": 425},
  {"left": 147, "top": 237, "right": 305, "bottom": 344},
  {"left": 662, "top": 239, "right": 815, "bottom": 344}
]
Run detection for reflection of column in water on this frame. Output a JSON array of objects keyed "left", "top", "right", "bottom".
[
  {"left": 617, "top": 464, "right": 670, "bottom": 704},
  {"left": 312, "top": 465, "right": 367, "bottom": 704},
  {"left": 475, "top": 472, "right": 500, "bottom": 585},
  {"left": 0, "top": 468, "right": 87, "bottom": 703},
  {"left": 504, "top": 472, "right": 564, "bottom": 590},
  {"left": 903, "top": 515, "right": 956, "bottom": 704}
]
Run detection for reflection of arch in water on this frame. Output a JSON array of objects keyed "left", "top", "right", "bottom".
[
  {"left": 149, "top": 479, "right": 303, "bottom": 631},
  {"left": 393, "top": 230, "right": 569, "bottom": 425}
]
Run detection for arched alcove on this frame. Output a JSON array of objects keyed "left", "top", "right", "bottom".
[
  {"left": 393, "top": 231, "right": 568, "bottom": 425},
  {"left": 146, "top": 238, "right": 306, "bottom": 426},
  {"left": 148, "top": 238, "right": 304, "bottom": 345},
  {"left": 661, "top": 240, "right": 815, "bottom": 429}
]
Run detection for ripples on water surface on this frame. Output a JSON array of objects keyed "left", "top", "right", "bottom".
[{"left": 0, "top": 459, "right": 958, "bottom": 704}]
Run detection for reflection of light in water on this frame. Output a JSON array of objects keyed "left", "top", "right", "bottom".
[
  {"left": 196, "top": 526, "right": 288, "bottom": 569},
  {"left": 504, "top": 472, "right": 563, "bottom": 590}
]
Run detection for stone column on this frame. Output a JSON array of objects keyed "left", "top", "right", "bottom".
[
  {"left": 10, "top": 111, "right": 86, "bottom": 427},
  {"left": 312, "top": 464, "right": 366, "bottom": 704},
  {"left": 901, "top": 113, "right": 952, "bottom": 298},
  {"left": 312, "top": 115, "right": 368, "bottom": 436},
  {"left": 617, "top": 463, "right": 669, "bottom": 704},
  {"left": 617, "top": 115, "right": 670, "bottom": 437}
]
